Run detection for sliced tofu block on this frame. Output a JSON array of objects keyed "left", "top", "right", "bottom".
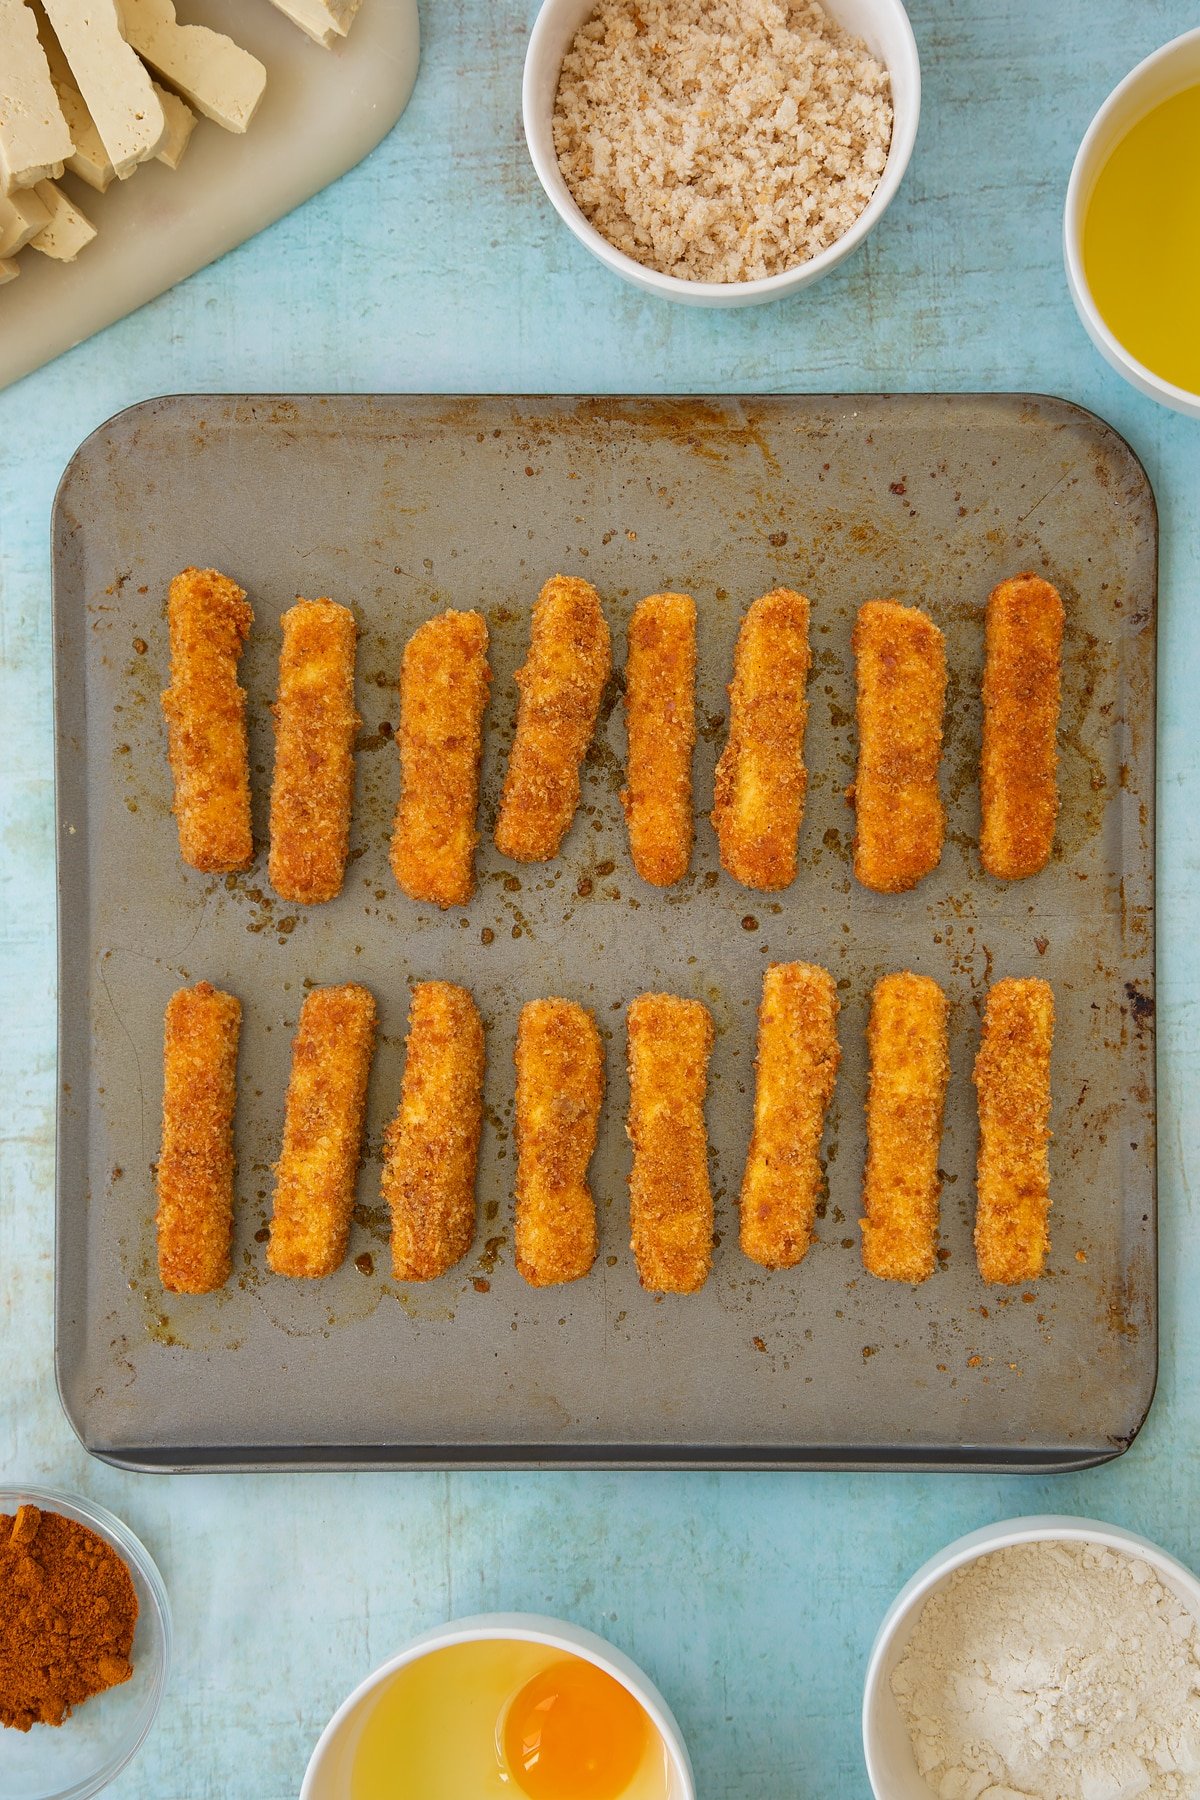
[
  {"left": 0, "top": 254, "right": 20, "bottom": 283},
  {"left": 119, "top": 0, "right": 266, "bottom": 133},
  {"left": 152, "top": 79, "right": 194, "bottom": 170},
  {"left": 41, "top": 0, "right": 167, "bottom": 176},
  {"left": 265, "top": 0, "right": 361, "bottom": 48},
  {"left": 35, "top": 9, "right": 118, "bottom": 192},
  {"left": 28, "top": 174, "right": 95, "bottom": 258},
  {"left": 0, "top": 182, "right": 51, "bottom": 254},
  {"left": 0, "top": 0, "right": 73, "bottom": 193}
]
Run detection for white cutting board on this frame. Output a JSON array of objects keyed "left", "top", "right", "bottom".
[{"left": 0, "top": 0, "right": 420, "bottom": 390}]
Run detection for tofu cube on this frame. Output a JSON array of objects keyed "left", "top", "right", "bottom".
[
  {"left": 0, "top": 183, "right": 52, "bottom": 254},
  {"left": 0, "top": 0, "right": 73, "bottom": 193},
  {"left": 119, "top": 0, "right": 266, "bottom": 133},
  {"left": 265, "top": 0, "right": 362, "bottom": 49},
  {"left": 28, "top": 174, "right": 95, "bottom": 259},
  {"left": 41, "top": 0, "right": 168, "bottom": 177}
]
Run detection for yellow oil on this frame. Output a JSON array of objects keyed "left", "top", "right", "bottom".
[
  {"left": 345, "top": 1639, "right": 674, "bottom": 1800},
  {"left": 1082, "top": 82, "right": 1200, "bottom": 394}
]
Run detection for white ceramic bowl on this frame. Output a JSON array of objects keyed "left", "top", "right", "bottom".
[
  {"left": 523, "top": 0, "right": 921, "bottom": 306},
  {"left": 1064, "top": 28, "right": 1200, "bottom": 417},
  {"left": 300, "top": 1611, "right": 696, "bottom": 1799},
  {"left": 862, "top": 1514, "right": 1200, "bottom": 1800},
  {"left": 0, "top": 1489, "right": 171, "bottom": 1800}
]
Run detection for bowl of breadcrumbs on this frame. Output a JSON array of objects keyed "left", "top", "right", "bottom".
[{"left": 523, "top": 0, "right": 920, "bottom": 304}]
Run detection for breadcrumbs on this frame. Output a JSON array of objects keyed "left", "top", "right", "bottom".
[{"left": 553, "top": 0, "right": 893, "bottom": 283}]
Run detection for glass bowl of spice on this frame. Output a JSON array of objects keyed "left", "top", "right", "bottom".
[{"left": 0, "top": 1489, "right": 170, "bottom": 1800}]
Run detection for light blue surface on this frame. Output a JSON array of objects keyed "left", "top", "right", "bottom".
[{"left": 0, "top": 3, "right": 1196, "bottom": 1796}]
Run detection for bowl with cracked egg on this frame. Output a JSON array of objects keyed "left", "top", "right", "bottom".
[{"left": 301, "top": 1613, "right": 696, "bottom": 1800}]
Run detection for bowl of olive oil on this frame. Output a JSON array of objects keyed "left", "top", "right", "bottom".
[{"left": 1065, "top": 27, "right": 1200, "bottom": 416}]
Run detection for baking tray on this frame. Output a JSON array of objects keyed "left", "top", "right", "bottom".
[{"left": 52, "top": 393, "right": 1157, "bottom": 1472}]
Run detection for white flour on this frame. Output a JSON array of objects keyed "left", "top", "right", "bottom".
[{"left": 891, "top": 1541, "right": 1200, "bottom": 1800}]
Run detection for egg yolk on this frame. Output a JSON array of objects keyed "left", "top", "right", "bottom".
[{"left": 503, "top": 1658, "right": 649, "bottom": 1800}]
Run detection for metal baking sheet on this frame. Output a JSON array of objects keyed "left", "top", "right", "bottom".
[{"left": 53, "top": 393, "right": 1157, "bottom": 1472}]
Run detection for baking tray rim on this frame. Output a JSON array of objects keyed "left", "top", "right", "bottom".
[
  {"left": 50, "top": 389, "right": 1159, "bottom": 1476},
  {"left": 60, "top": 1438, "right": 1154, "bottom": 1477}
]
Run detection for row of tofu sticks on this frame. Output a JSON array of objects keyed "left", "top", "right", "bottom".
[
  {"left": 156, "top": 966, "right": 1052, "bottom": 1299},
  {"left": 161, "top": 565, "right": 1064, "bottom": 901}
]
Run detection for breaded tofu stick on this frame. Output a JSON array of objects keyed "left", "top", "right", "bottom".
[
  {"left": 391, "top": 609, "right": 491, "bottom": 908},
  {"left": 980, "top": 574, "right": 1064, "bottom": 880},
  {"left": 712, "top": 588, "right": 811, "bottom": 892},
  {"left": 494, "top": 574, "right": 611, "bottom": 862},
  {"left": 974, "top": 977, "right": 1054, "bottom": 1284},
  {"left": 156, "top": 981, "right": 241, "bottom": 1293},
  {"left": 267, "top": 984, "right": 377, "bottom": 1279},
  {"left": 621, "top": 592, "right": 696, "bottom": 887},
  {"left": 160, "top": 567, "right": 253, "bottom": 873},
  {"left": 740, "top": 962, "right": 841, "bottom": 1270},
  {"left": 268, "top": 598, "right": 359, "bottom": 904},
  {"left": 626, "top": 993, "right": 715, "bottom": 1294},
  {"left": 852, "top": 600, "right": 947, "bottom": 893},
  {"left": 383, "top": 981, "right": 485, "bottom": 1281},
  {"left": 514, "top": 998, "right": 604, "bottom": 1286},
  {"left": 861, "top": 972, "right": 949, "bottom": 1284}
]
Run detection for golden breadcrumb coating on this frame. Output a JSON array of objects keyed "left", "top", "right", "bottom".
[
  {"left": 267, "top": 598, "right": 360, "bottom": 904},
  {"left": 156, "top": 981, "right": 241, "bottom": 1293},
  {"left": 383, "top": 981, "right": 486, "bottom": 1281},
  {"left": 515, "top": 998, "right": 605, "bottom": 1287},
  {"left": 391, "top": 608, "right": 492, "bottom": 909},
  {"left": 740, "top": 962, "right": 840, "bottom": 1270},
  {"left": 861, "top": 972, "right": 949, "bottom": 1283},
  {"left": 160, "top": 567, "right": 253, "bottom": 874},
  {"left": 980, "top": 574, "right": 1064, "bottom": 880},
  {"left": 621, "top": 592, "right": 697, "bottom": 887},
  {"left": 267, "top": 985, "right": 377, "bottom": 1279},
  {"left": 852, "top": 600, "right": 946, "bottom": 893},
  {"left": 494, "top": 574, "right": 611, "bottom": 862},
  {"left": 974, "top": 976, "right": 1055, "bottom": 1285},
  {"left": 712, "top": 587, "right": 810, "bottom": 892},
  {"left": 626, "top": 992, "right": 715, "bottom": 1294}
]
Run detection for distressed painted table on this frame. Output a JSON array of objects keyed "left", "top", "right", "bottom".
[{"left": 1, "top": 3, "right": 1196, "bottom": 1795}]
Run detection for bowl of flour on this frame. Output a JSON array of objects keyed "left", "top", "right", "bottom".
[{"left": 862, "top": 1517, "right": 1200, "bottom": 1800}]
